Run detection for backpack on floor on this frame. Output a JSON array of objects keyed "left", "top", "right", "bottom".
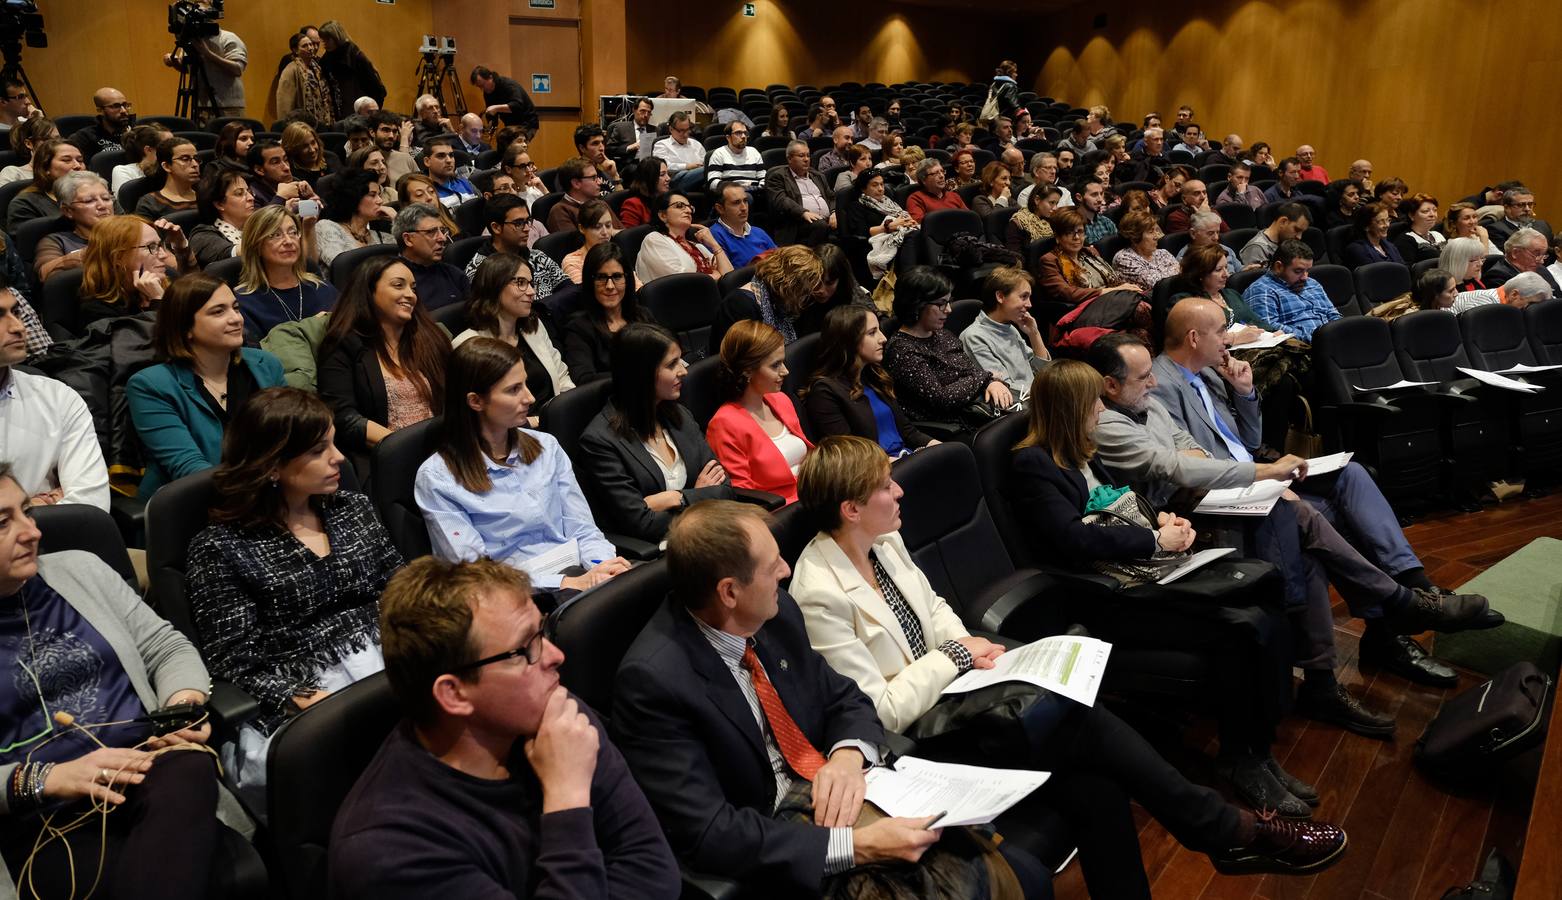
[{"left": 1415, "top": 661, "right": 1551, "bottom": 775}]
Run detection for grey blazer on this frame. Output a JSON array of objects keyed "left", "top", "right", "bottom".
[
  {"left": 0, "top": 552, "right": 251, "bottom": 894},
  {"left": 1147, "top": 353, "right": 1263, "bottom": 463},
  {"left": 1092, "top": 395, "right": 1256, "bottom": 509}
]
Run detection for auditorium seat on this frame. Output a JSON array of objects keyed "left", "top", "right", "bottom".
[
  {"left": 1308, "top": 263, "right": 1359, "bottom": 316},
  {"left": 612, "top": 224, "right": 655, "bottom": 277},
  {"left": 443, "top": 235, "right": 486, "bottom": 274},
  {"left": 32, "top": 502, "right": 138, "bottom": 588},
  {"left": 533, "top": 229, "right": 583, "bottom": 266},
  {"left": 368, "top": 416, "right": 442, "bottom": 561},
  {"left": 14, "top": 214, "right": 70, "bottom": 270},
  {"left": 638, "top": 272, "right": 720, "bottom": 361},
  {"left": 1391, "top": 310, "right": 1506, "bottom": 499},
  {"left": 1311, "top": 316, "right": 1445, "bottom": 506},
  {"left": 679, "top": 354, "right": 723, "bottom": 431},
  {"left": 1459, "top": 303, "right": 1562, "bottom": 482},
  {"left": 528, "top": 191, "right": 566, "bottom": 227},
  {"left": 1352, "top": 261, "right": 1412, "bottom": 308},
  {"left": 329, "top": 243, "right": 399, "bottom": 287}
]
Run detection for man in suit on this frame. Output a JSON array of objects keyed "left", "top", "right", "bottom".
[
  {"left": 1484, "top": 187, "right": 1553, "bottom": 249},
  {"left": 613, "top": 500, "right": 979, "bottom": 894},
  {"left": 1484, "top": 227, "right": 1562, "bottom": 297},
  {"left": 607, "top": 96, "right": 658, "bottom": 163},
  {"left": 764, "top": 140, "right": 834, "bottom": 246},
  {"left": 1087, "top": 330, "right": 1497, "bottom": 734}
]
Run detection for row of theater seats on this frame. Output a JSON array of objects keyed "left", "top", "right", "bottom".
[{"left": 43, "top": 420, "right": 1226, "bottom": 897}]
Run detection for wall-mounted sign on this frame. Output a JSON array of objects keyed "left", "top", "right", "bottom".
[
  {"left": 742, "top": 3, "right": 756, "bottom": 15},
  {"left": 375, "top": 0, "right": 394, "bottom": 5},
  {"left": 532, "top": 74, "right": 552, "bottom": 94},
  {"left": 529, "top": 0, "right": 556, "bottom": 7}
]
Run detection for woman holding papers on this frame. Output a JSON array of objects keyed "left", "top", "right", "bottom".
[
  {"left": 415, "top": 338, "right": 630, "bottom": 599},
  {"left": 1007, "top": 360, "right": 1313, "bottom": 817},
  {"left": 791, "top": 435, "right": 1347, "bottom": 895}
]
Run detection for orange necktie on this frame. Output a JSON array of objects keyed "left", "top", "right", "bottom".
[{"left": 741, "top": 643, "right": 826, "bottom": 781}]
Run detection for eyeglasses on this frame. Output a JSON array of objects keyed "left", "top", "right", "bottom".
[
  {"left": 932, "top": 299, "right": 953, "bottom": 311},
  {"left": 501, "top": 217, "right": 530, "bottom": 230},
  {"left": 509, "top": 161, "right": 537, "bottom": 171},
  {"left": 667, "top": 200, "right": 692, "bottom": 210},
  {"left": 452, "top": 612, "right": 556, "bottom": 672},
  {"left": 411, "top": 225, "right": 453, "bottom": 239},
  {"left": 265, "top": 228, "right": 303, "bottom": 243},
  {"left": 98, "top": 101, "right": 132, "bottom": 111},
  {"left": 593, "top": 272, "right": 627, "bottom": 284},
  {"left": 671, "top": 126, "right": 692, "bottom": 136},
  {"left": 135, "top": 240, "right": 166, "bottom": 255},
  {"left": 491, "top": 183, "right": 517, "bottom": 195},
  {"left": 172, "top": 154, "right": 198, "bottom": 164},
  {"left": 508, "top": 276, "right": 535, "bottom": 290}
]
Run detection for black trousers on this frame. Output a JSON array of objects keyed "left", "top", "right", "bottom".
[
  {"left": 1030, "top": 704, "right": 1244, "bottom": 900},
  {"left": 2, "top": 750, "right": 219, "bottom": 900},
  {"left": 1073, "top": 575, "right": 1290, "bottom": 756}
]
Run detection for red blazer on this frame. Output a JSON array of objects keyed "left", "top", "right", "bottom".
[{"left": 705, "top": 393, "right": 812, "bottom": 503}]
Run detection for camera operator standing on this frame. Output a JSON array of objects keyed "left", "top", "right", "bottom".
[{"left": 162, "top": 0, "right": 247, "bottom": 120}]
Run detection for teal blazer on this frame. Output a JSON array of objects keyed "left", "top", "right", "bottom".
[{"left": 127, "top": 348, "right": 286, "bottom": 498}]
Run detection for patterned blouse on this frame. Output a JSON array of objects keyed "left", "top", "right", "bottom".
[
  {"left": 185, "top": 491, "right": 404, "bottom": 734},
  {"left": 883, "top": 329, "right": 993, "bottom": 421},
  {"left": 382, "top": 365, "right": 433, "bottom": 431},
  {"left": 1112, "top": 247, "right": 1182, "bottom": 292}
]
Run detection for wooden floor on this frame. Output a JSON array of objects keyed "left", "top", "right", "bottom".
[{"left": 1052, "top": 491, "right": 1562, "bottom": 899}]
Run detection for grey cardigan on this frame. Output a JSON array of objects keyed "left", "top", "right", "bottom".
[
  {"left": 1091, "top": 395, "right": 1257, "bottom": 508},
  {"left": 958, "top": 312, "right": 1047, "bottom": 394},
  {"left": 0, "top": 552, "right": 250, "bottom": 894}
]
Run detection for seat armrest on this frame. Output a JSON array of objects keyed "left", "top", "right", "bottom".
[
  {"left": 1330, "top": 398, "right": 1404, "bottom": 418},
  {"left": 965, "top": 567, "right": 1077, "bottom": 638},
  {"left": 731, "top": 488, "right": 786, "bottom": 511},
  {"left": 605, "top": 532, "right": 663, "bottom": 561},
  {"left": 207, "top": 679, "right": 259, "bottom": 737},
  {"left": 882, "top": 730, "right": 918, "bottom": 760}
]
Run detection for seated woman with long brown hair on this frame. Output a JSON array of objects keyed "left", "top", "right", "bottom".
[
  {"left": 187, "top": 387, "right": 400, "bottom": 810},
  {"left": 454, "top": 252, "right": 573, "bottom": 411},
  {"left": 317, "top": 254, "right": 449, "bottom": 479},
  {"left": 5, "top": 138, "right": 82, "bottom": 230},
  {"left": 415, "top": 337, "right": 629, "bottom": 594},
  {"left": 804, "top": 304, "right": 936, "bottom": 457},
  {"left": 78, "top": 214, "right": 194, "bottom": 327},
  {"left": 394, "top": 172, "right": 460, "bottom": 236},
  {"left": 126, "top": 273, "right": 285, "bottom": 497}
]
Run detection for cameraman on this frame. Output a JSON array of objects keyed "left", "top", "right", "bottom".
[{"left": 161, "top": 0, "right": 248, "bottom": 119}]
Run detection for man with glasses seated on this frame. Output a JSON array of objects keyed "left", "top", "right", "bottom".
[
  {"left": 764, "top": 140, "right": 835, "bottom": 246},
  {"left": 1485, "top": 227, "right": 1562, "bottom": 297},
  {"left": 709, "top": 181, "right": 776, "bottom": 268},
  {"left": 421, "top": 137, "right": 478, "bottom": 212},
  {"left": 1486, "top": 187, "right": 1553, "bottom": 249},
  {"left": 0, "top": 78, "right": 39, "bottom": 130},
  {"left": 464, "top": 194, "right": 568, "bottom": 298},
  {"left": 653, "top": 111, "right": 706, "bottom": 194},
  {"left": 547, "top": 155, "right": 621, "bottom": 234},
  {"left": 331, "top": 556, "right": 681, "bottom": 900},
  {"left": 706, "top": 121, "right": 764, "bottom": 191},
  {"left": 68, "top": 87, "right": 135, "bottom": 157},
  {"left": 394, "top": 203, "right": 469, "bottom": 311}
]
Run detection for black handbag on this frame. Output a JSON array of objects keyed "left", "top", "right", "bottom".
[
  {"left": 1415, "top": 661, "right": 1552, "bottom": 775},
  {"left": 903, "top": 681, "right": 1071, "bottom": 769}
]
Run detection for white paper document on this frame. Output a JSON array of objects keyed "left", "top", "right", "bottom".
[
  {"left": 1228, "top": 327, "right": 1293, "bottom": 349},
  {"left": 1193, "top": 479, "right": 1291, "bottom": 516},
  {"left": 520, "top": 538, "right": 581, "bottom": 576},
  {"left": 1157, "top": 547, "right": 1236, "bottom": 584},
  {"left": 1305, "top": 450, "right": 1355, "bottom": 476},
  {"left": 1456, "top": 366, "right": 1543, "bottom": 393},
  {"left": 1353, "top": 379, "right": 1437, "bottom": 392},
  {"left": 942, "top": 635, "right": 1112, "bottom": 707},
  {"left": 1499, "top": 363, "right": 1562, "bottom": 374},
  {"left": 865, "top": 756, "right": 1050, "bottom": 827}
]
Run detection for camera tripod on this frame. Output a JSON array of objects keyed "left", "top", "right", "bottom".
[
  {"left": 413, "top": 45, "right": 468, "bottom": 120},
  {"left": 172, "top": 41, "right": 219, "bottom": 124},
  {"left": 0, "top": 36, "right": 40, "bottom": 112}
]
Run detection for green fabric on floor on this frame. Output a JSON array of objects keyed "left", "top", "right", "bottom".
[{"left": 1435, "top": 536, "right": 1562, "bottom": 675}]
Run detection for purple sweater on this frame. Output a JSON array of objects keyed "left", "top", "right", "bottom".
[{"left": 329, "top": 702, "right": 680, "bottom": 899}]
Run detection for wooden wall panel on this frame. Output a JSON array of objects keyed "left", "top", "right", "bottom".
[
  {"left": 624, "top": 0, "right": 1023, "bottom": 96},
  {"left": 21, "top": 0, "right": 434, "bottom": 122},
  {"left": 1029, "top": 0, "right": 1562, "bottom": 223}
]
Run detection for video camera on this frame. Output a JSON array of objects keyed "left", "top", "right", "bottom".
[
  {"left": 0, "top": 0, "right": 47, "bottom": 49},
  {"left": 168, "top": 0, "right": 223, "bottom": 46}
]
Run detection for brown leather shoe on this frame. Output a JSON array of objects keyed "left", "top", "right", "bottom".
[{"left": 1210, "top": 812, "right": 1348, "bottom": 876}]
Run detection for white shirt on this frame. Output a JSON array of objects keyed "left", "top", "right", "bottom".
[
  {"left": 0, "top": 368, "right": 110, "bottom": 510},
  {"left": 111, "top": 163, "right": 148, "bottom": 194},
  {"left": 453, "top": 326, "right": 575, "bottom": 397},
  {"left": 653, "top": 135, "right": 706, "bottom": 173},
  {"left": 1017, "top": 182, "right": 1072, "bottom": 208},
  {"left": 1548, "top": 261, "right": 1562, "bottom": 288},
  {"left": 634, "top": 231, "right": 711, "bottom": 284},
  {"left": 643, "top": 435, "right": 686, "bottom": 490}
]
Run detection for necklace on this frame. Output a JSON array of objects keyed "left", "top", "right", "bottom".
[{"left": 267, "top": 283, "right": 305, "bottom": 322}]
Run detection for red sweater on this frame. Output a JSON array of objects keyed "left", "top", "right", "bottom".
[{"left": 907, "top": 189, "right": 968, "bottom": 223}]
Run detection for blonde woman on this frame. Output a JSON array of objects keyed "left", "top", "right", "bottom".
[{"left": 233, "top": 205, "right": 336, "bottom": 342}]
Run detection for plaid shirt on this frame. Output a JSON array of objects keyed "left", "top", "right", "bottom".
[
  {"left": 15, "top": 289, "right": 51, "bottom": 358},
  {"left": 1083, "top": 209, "right": 1118, "bottom": 247},
  {"left": 1241, "top": 271, "right": 1339, "bottom": 342}
]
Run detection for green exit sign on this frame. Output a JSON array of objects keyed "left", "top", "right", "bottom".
[{"left": 742, "top": 3, "right": 756, "bottom": 16}]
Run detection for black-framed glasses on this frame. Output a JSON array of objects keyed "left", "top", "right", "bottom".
[
  {"left": 452, "top": 611, "right": 557, "bottom": 673},
  {"left": 501, "top": 216, "right": 530, "bottom": 230}
]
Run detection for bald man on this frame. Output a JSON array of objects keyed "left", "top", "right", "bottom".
[
  {"left": 1295, "top": 145, "right": 1330, "bottom": 184},
  {"left": 69, "top": 87, "right": 135, "bottom": 157},
  {"left": 1165, "top": 179, "right": 1227, "bottom": 233},
  {"left": 457, "top": 112, "right": 487, "bottom": 155},
  {"left": 1348, "top": 160, "right": 1374, "bottom": 194}
]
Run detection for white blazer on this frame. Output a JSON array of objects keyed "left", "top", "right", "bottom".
[{"left": 790, "top": 530, "right": 970, "bottom": 732}]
